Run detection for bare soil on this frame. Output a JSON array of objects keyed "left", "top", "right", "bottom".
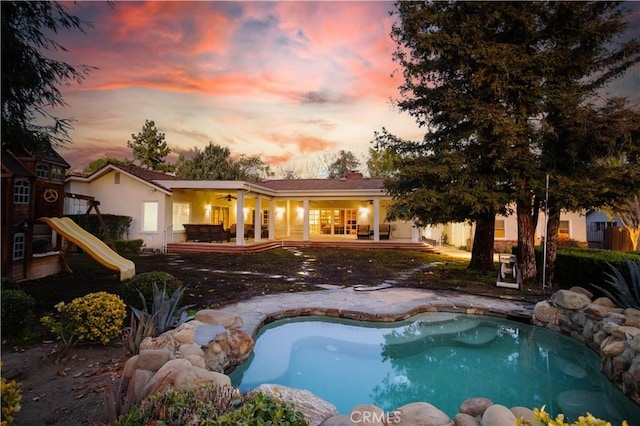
[{"left": 1, "top": 248, "right": 545, "bottom": 425}]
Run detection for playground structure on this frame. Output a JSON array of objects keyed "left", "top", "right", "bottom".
[{"left": 39, "top": 216, "right": 135, "bottom": 281}]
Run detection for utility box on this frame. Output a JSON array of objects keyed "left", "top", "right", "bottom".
[{"left": 496, "top": 254, "right": 522, "bottom": 289}]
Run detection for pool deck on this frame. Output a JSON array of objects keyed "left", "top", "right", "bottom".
[{"left": 219, "top": 286, "right": 536, "bottom": 338}]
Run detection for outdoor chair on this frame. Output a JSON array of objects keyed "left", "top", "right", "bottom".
[
  {"left": 357, "top": 224, "right": 371, "bottom": 239},
  {"left": 379, "top": 224, "right": 391, "bottom": 240}
]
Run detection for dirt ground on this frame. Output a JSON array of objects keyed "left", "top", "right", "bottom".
[{"left": 1, "top": 248, "right": 544, "bottom": 425}]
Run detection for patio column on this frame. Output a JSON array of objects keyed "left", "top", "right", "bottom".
[
  {"left": 236, "top": 191, "right": 245, "bottom": 245},
  {"left": 303, "top": 198, "right": 310, "bottom": 241},
  {"left": 373, "top": 198, "right": 380, "bottom": 241},
  {"left": 254, "top": 195, "right": 262, "bottom": 242},
  {"left": 269, "top": 198, "right": 276, "bottom": 240},
  {"left": 286, "top": 200, "right": 291, "bottom": 237}
]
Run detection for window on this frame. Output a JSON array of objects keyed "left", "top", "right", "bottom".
[
  {"left": 495, "top": 220, "right": 505, "bottom": 238},
  {"left": 13, "top": 179, "right": 30, "bottom": 204},
  {"left": 114, "top": 172, "right": 120, "bottom": 184},
  {"left": 172, "top": 202, "right": 191, "bottom": 231},
  {"left": 51, "top": 166, "right": 64, "bottom": 181},
  {"left": 36, "top": 164, "right": 49, "bottom": 178},
  {"left": 142, "top": 201, "right": 159, "bottom": 232},
  {"left": 261, "top": 209, "right": 269, "bottom": 226},
  {"left": 559, "top": 220, "right": 570, "bottom": 238},
  {"left": 13, "top": 233, "right": 26, "bottom": 260}
]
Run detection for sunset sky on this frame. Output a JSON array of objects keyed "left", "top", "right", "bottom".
[{"left": 48, "top": 1, "right": 640, "bottom": 175}]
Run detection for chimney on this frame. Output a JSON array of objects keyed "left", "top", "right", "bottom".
[{"left": 345, "top": 170, "right": 363, "bottom": 180}]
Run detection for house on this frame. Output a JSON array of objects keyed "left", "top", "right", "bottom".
[
  {"left": 421, "top": 208, "right": 588, "bottom": 252},
  {"left": 65, "top": 164, "right": 589, "bottom": 253},
  {"left": 64, "top": 166, "right": 418, "bottom": 250},
  {"left": 585, "top": 210, "right": 634, "bottom": 251},
  {"left": 1, "top": 147, "right": 70, "bottom": 281}
]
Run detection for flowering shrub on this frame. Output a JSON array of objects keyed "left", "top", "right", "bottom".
[
  {"left": 41, "top": 292, "right": 126, "bottom": 347},
  {"left": 1, "top": 364, "right": 22, "bottom": 426},
  {"left": 516, "top": 406, "right": 628, "bottom": 426}
]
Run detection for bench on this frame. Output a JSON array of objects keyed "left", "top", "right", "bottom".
[{"left": 183, "top": 224, "right": 230, "bottom": 243}]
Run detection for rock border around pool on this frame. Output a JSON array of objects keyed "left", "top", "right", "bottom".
[
  {"left": 532, "top": 286, "right": 640, "bottom": 406},
  {"left": 119, "top": 287, "right": 639, "bottom": 424}
]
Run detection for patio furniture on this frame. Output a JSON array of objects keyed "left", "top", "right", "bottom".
[
  {"left": 357, "top": 224, "right": 371, "bottom": 240},
  {"left": 183, "top": 224, "right": 230, "bottom": 243},
  {"left": 379, "top": 224, "right": 391, "bottom": 240},
  {"left": 230, "top": 223, "right": 266, "bottom": 239}
]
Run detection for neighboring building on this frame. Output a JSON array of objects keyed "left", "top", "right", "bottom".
[
  {"left": 421, "top": 208, "right": 588, "bottom": 253},
  {"left": 1, "top": 147, "right": 70, "bottom": 281}
]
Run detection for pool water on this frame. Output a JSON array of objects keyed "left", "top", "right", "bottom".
[{"left": 229, "top": 313, "right": 640, "bottom": 423}]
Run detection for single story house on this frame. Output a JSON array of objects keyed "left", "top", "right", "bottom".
[{"left": 65, "top": 163, "right": 588, "bottom": 252}]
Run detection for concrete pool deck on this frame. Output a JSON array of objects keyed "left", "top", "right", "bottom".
[{"left": 219, "top": 286, "right": 537, "bottom": 338}]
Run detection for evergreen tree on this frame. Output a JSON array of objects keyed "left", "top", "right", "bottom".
[
  {"left": 327, "top": 150, "right": 360, "bottom": 178},
  {"left": 127, "top": 120, "right": 171, "bottom": 170}
]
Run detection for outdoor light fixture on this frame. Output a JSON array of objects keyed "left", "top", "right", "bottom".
[
  {"left": 296, "top": 206, "right": 304, "bottom": 219},
  {"left": 276, "top": 206, "right": 285, "bottom": 219}
]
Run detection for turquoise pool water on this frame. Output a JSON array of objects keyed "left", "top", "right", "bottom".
[{"left": 229, "top": 313, "right": 640, "bottom": 423}]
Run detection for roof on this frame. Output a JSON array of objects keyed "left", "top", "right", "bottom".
[
  {"left": 1, "top": 150, "right": 34, "bottom": 177},
  {"left": 8, "top": 146, "right": 70, "bottom": 169},
  {"left": 70, "top": 163, "right": 187, "bottom": 194},
  {"left": 259, "top": 178, "right": 385, "bottom": 191}
]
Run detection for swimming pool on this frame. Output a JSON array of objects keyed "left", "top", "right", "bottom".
[{"left": 230, "top": 313, "right": 640, "bottom": 423}]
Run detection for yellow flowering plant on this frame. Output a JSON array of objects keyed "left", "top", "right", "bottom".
[
  {"left": 515, "top": 406, "right": 628, "bottom": 426},
  {"left": 1, "top": 363, "right": 22, "bottom": 426},
  {"left": 41, "top": 292, "right": 126, "bottom": 348}
]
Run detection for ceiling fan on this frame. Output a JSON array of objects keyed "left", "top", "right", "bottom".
[{"left": 217, "top": 193, "right": 237, "bottom": 202}]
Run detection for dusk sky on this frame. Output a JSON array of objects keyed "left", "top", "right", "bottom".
[{"left": 48, "top": 1, "right": 640, "bottom": 175}]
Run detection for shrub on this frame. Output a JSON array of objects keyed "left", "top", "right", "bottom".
[
  {"left": 592, "top": 259, "right": 640, "bottom": 309},
  {"left": 40, "top": 292, "right": 126, "bottom": 348},
  {"left": 516, "top": 405, "right": 628, "bottom": 426},
  {"left": 0, "top": 289, "right": 35, "bottom": 340},
  {"left": 131, "top": 283, "right": 194, "bottom": 337},
  {"left": 66, "top": 214, "right": 132, "bottom": 240},
  {"left": 114, "top": 239, "right": 144, "bottom": 254},
  {"left": 1, "top": 365, "right": 22, "bottom": 426},
  {"left": 113, "top": 385, "right": 308, "bottom": 426},
  {"left": 122, "top": 271, "right": 183, "bottom": 309}
]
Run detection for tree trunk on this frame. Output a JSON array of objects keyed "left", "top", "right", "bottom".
[
  {"left": 544, "top": 209, "right": 560, "bottom": 287},
  {"left": 516, "top": 203, "right": 537, "bottom": 281},
  {"left": 469, "top": 212, "right": 495, "bottom": 271}
]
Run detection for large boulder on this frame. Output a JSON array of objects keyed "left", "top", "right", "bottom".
[
  {"left": 140, "top": 359, "right": 231, "bottom": 402},
  {"left": 550, "top": 290, "right": 590, "bottom": 310},
  {"left": 394, "top": 402, "right": 453, "bottom": 426},
  {"left": 480, "top": 405, "right": 516, "bottom": 426}
]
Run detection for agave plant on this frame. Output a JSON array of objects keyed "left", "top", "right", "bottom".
[
  {"left": 131, "top": 282, "right": 195, "bottom": 336},
  {"left": 592, "top": 259, "right": 640, "bottom": 309}
]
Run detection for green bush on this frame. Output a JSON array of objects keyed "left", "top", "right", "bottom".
[
  {"left": 1, "top": 289, "right": 35, "bottom": 340},
  {"left": 40, "top": 292, "right": 126, "bottom": 348},
  {"left": 113, "top": 385, "right": 308, "bottom": 426},
  {"left": 114, "top": 239, "right": 144, "bottom": 254},
  {"left": 122, "top": 271, "right": 183, "bottom": 309},
  {"left": 536, "top": 247, "right": 640, "bottom": 290},
  {"left": 66, "top": 214, "right": 132, "bottom": 241}
]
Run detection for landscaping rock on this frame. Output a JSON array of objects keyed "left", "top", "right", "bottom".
[
  {"left": 533, "top": 300, "right": 558, "bottom": 324},
  {"left": 454, "top": 412, "right": 480, "bottom": 426},
  {"left": 195, "top": 309, "right": 244, "bottom": 329},
  {"left": 136, "top": 348, "right": 173, "bottom": 371},
  {"left": 140, "top": 359, "right": 230, "bottom": 401},
  {"left": 480, "top": 404, "right": 515, "bottom": 426},
  {"left": 395, "top": 402, "right": 453, "bottom": 426},
  {"left": 322, "top": 415, "right": 357, "bottom": 426},
  {"left": 254, "top": 384, "right": 338, "bottom": 426},
  {"left": 459, "top": 397, "right": 492, "bottom": 417},
  {"left": 510, "top": 407, "right": 534, "bottom": 424},
  {"left": 349, "top": 404, "right": 385, "bottom": 425},
  {"left": 550, "top": 290, "right": 590, "bottom": 310}
]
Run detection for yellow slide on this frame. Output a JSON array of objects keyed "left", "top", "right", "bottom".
[{"left": 39, "top": 217, "right": 135, "bottom": 281}]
